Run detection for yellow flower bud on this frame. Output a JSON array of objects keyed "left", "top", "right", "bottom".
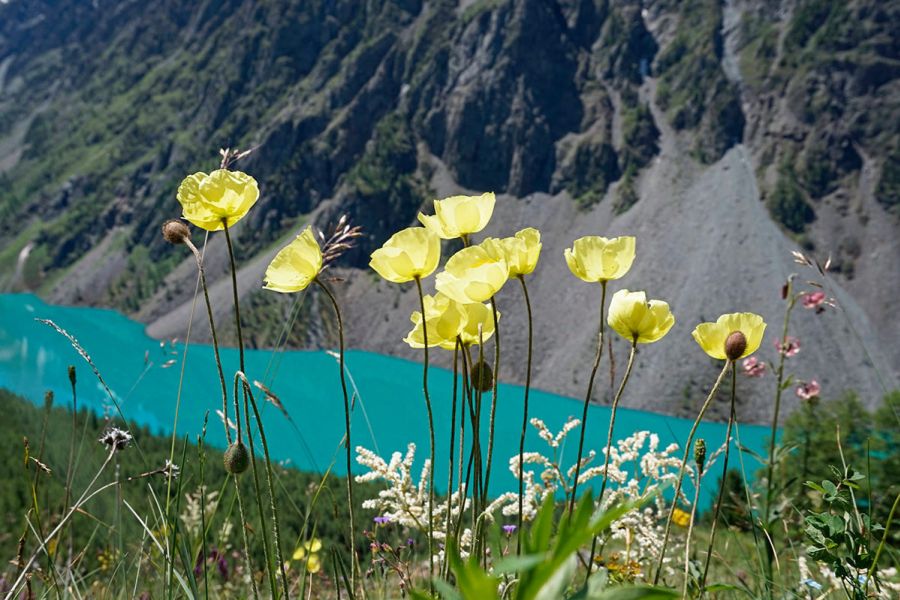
[
  {"left": 435, "top": 239, "right": 509, "bottom": 303},
  {"left": 607, "top": 289, "right": 675, "bottom": 344},
  {"left": 369, "top": 227, "right": 441, "bottom": 283},
  {"left": 176, "top": 169, "right": 259, "bottom": 231},
  {"left": 564, "top": 236, "right": 635, "bottom": 283},
  {"left": 494, "top": 227, "right": 542, "bottom": 277},
  {"left": 263, "top": 227, "right": 323, "bottom": 293},
  {"left": 691, "top": 312, "right": 767, "bottom": 360},
  {"left": 417, "top": 192, "right": 496, "bottom": 239}
]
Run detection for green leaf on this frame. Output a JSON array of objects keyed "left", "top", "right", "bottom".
[
  {"left": 805, "top": 481, "right": 827, "bottom": 494},
  {"left": 446, "top": 538, "right": 500, "bottom": 600},
  {"left": 589, "top": 585, "right": 680, "bottom": 599},
  {"left": 703, "top": 583, "right": 756, "bottom": 598},
  {"left": 492, "top": 553, "right": 548, "bottom": 574}
]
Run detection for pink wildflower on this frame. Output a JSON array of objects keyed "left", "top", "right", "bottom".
[
  {"left": 801, "top": 291, "right": 827, "bottom": 311},
  {"left": 796, "top": 380, "right": 821, "bottom": 401},
  {"left": 742, "top": 357, "right": 766, "bottom": 377},
  {"left": 775, "top": 336, "right": 801, "bottom": 357}
]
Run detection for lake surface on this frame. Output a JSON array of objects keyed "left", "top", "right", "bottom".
[{"left": 0, "top": 293, "right": 773, "bottom": 508}]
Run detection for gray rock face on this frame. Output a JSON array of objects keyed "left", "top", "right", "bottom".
[{"left": 0, "top": 0, "right": 897, "bottom": 422}]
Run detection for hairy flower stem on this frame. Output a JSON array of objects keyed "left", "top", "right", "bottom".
[
  {"left": 569, "top": 281, "right": 607, "bottom": 516},
  {"left": 228, "top": 356, "right": 259, "bottom": 600},
  {"left": 587, "top": 339, "right": 638, "bottom": 578},
  {"left": 222, "top": 221, "right": 245, "bottom": 373},
  {"left": 684, "top": 466, "right": 704, "bottom": 599},
  {"left": 465, "top": 343, "right": 485, "bottom": 541},
  {"left": 699, "top": 363, "right": 737, "bottom": 596},
  {"left": 654, "top": 360, "right": 731, "bottom": 585},
  {"left": 414, "top": 276, "right": 436, "bottom": 595},
  {"left": 184, "top": 238, "right": 232, "bottom": 443},
  {"left": 315, "top": 278, "right": 359, "bottom": 592},
  {"left": 516, "top": 276, "right": 534, "bottom": 555},
  {"left": 233, "top": 477, "right": 260, "bottom": 600},
  {"left": 456, "top": 350, "right": 474, "bottom": 545},
  {"left": 239, "top": 375, "right": 290, "bottom": 598},
  {"left": 234, "top": 377, "right": 278, "bottom": 600},
  {"left": 445, "top": 340, "right": 460, "bottom": 579},
  {"left": 481, "top": 299, "right": 502, "bottom": 521},
  {"left": 762, "top": 287, "right": 796, "bottom": 594}
]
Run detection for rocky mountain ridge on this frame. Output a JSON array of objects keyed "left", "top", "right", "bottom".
[{"left": 1, "top": 0, "right": 897, "bottom": 422}]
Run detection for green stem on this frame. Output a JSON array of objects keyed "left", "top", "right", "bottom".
[
  {"left": 867, "top": 492, "right": 900, "bottom": 584},
  {"left": 683, "top": 466, "right": 703, "bottom": 599},
  {"left": 763, "top": 289, "right": 795, "bottom": 595},
  {"left": 569, "top": 281, "right": 607, "bottom": 516},
  {"left": 222, "top": 221, "right": 245, "bottom": 373},
  {"left": 516, "top": 276, "right": 534, "bottom": 555},
  {"left": 237, "top": 376, "right": 278, "bottom": 600},
  {"left": 699, "top": 363, "right": 737, "bottom": 596},
  {"left": 654, "top": 360, "right": 731, "bottom": 585},
  {"left": 414, "top": 276, "right": 436, "bottom": 596},
  {"left": 445, "top": 339, "right": 460, "bottom": 578},
  {"left": 185, "top": 237, "right": 231, "bottom": 445},
  {"left": 239, "top": 375, "right": 290, "bottom": 598},
  {"left": 587, "top": 338, "right": 638, "bottom": 578},
  {"left": 315, "top": 278, "right": 359, "bottom": 593},
  {"left": 232, "top": 476, "right": 260, "bottom": 600},
  {"left": 481, "top": 298, "right": 502, "bottom": 520}
]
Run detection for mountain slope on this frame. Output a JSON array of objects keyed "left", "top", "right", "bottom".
[{"left": 1, "top": 0, "right": 897, "bottom": 421}]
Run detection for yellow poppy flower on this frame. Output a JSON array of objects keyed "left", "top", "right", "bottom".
[
  {"left": 607, "top": 289, "right": 675, "bottom": 344},
  {"left": 404, "top": 294, "right": 467, "bottom": 350},
  {"left": 435, "top": 239, "right": 509, "bottom": 303},
  {"left": 369, "top": 227, "right": 441, "bottom": 283},
  {"left": 176, "top": 169, "right": 259, "bottom": 231},
  {"left": 404, "top": 295, "right": 498, "bottom": 349},
  {"left": 692, "top": 312, "right": 767, "bottom": 360},
  {"left": 494, "top": 227, "right": 542, "bottom": 277},
  {"left": 457, "top": 301, "right": 497, "bottom": 347},
  {"left": 417, "top": 192, "right": 496, "bottom": 240},
  {"left": 293, "top": 538, "right": 322, "bottom": 573},
  {"left": 672, "top": 508, "right": 691, "bottom": 527},
  {"left": 564, "top": 236, "right": 636, "bottom": 283},
  {"left": 263, "top": 227, "right": 322, "bottom": 293}
]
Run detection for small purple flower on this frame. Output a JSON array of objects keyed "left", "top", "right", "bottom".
[
  {"left": 502, "top": 525, "right": 517, "bottom": 535},
  {"left": 373, "top": 515, "right": 391, "bottom": 525},
  {"left": 407, "top": 538, "right": 415, "bottom": 546}
]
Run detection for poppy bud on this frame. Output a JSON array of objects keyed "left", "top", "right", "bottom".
[
  {"left": 223, "top": 441, "right": 250, "bottom": 474},
  {"left": 162, "top": 219, "right": 191, "bottom": 245},
  {"left": 470, "top": 360, "right": 493, "bottom": 392},
  {"left": 724, "top": 331, "right": 747, "bottom": 361},
  {"left": 694, "top": 439, "right": 707, "bottom": 476}
]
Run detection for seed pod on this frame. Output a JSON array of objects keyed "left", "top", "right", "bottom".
[
  {"left": 161, "top": 219, "right": 191, "bottom": 245},
  {"left": 694, "top": 439, "right": 707, "bottom": 476},
  {"left": 470, "top": 360, "right": 493, "bottom": 392},
  {"left": 68, "top": 365, "right": 76, "bottom": 387},
  {"left": 724, "top": 331, "right": 747, "bottom": 361},
  {"left": 223, "top": 441, "right": 250, "bottom": 475}
]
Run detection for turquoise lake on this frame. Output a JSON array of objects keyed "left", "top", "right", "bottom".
[{"left": 0, "top": 293, "right": 773, "bottom": 508}]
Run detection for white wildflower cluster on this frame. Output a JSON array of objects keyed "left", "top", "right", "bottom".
[
  {"left": 355, "top": 418, "right": 730, "bottom": 579},
  {"left": 181, "top": 486, "right": 232, "bottom": 546},
  {"left": 355, "top": 444, "right": 471, "bottom": 553},
  {"left": 489, "top": 419, "right": 709, "bottom": 578}
]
